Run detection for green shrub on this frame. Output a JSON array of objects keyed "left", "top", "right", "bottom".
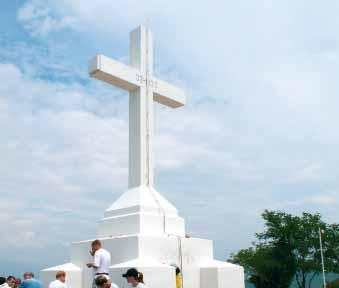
[{"left": 326, "top": 278, "right": 339, "bottom": 288}]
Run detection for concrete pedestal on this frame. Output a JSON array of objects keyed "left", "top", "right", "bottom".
[
  {"left": 41, "top": 186, "right": 244, "bottom": 288},
  {"left": 41, "top": 25, "right": 244, "bottom": 288}
]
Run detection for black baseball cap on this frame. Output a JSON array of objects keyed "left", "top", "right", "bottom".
[{"left": 122, "top": 268, "right": 138, "bottom": 278}]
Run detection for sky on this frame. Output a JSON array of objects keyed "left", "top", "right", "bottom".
[{"left": 1, "top": 0, "right": 339, "bottom": 278}]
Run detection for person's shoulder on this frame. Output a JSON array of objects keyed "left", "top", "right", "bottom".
[
  {"left": 49, "top": 280, "right": 60, "bottom": 286},
  {"left": 21, "top": 280, "right": 30, "bottom": 285},
  {"left": 49, "top": 280, "right": 65, "bottom": 288},
  {"left": 30, "top": 279, "right": 42, "bottom": 287},
  {"left": 137, "top": 283, "right": 146, "bottom": 288},
  {"left": 110, "top": 283, "right": 119, "bottom": 288}
]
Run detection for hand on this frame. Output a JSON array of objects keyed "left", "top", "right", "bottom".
[{"left": 86, "top": 263, "right": 93, "bottom": 268}]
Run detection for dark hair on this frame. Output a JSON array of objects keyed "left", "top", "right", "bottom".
[
  {"left": 137, "top": 272, "right": 144, "bottom": 284},
  {"left": 0, "top": 277, "right": 6, "bottom": 285},
  {"left": 24, "top": 272, "right": 34, "bottom": 278},
  {"left": 56, "top": 271, "right": 66, "bottom": 279},
  {"left": 122, "top": 268, "right": 144, "bottom": 284},
  {"left": 7, "top": 276, "right": 15, "bottom": 281},
  {"left": 95, "top": 276, "right": 108, "bottom": 287},
  {"left": 92, "top": 239, "right": 102, "bottom": 247},
  {"left": 176, "top": 267, "right": 181, "bottom": 275}
]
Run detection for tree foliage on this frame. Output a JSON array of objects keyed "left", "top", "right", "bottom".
[
  {"left": 327, "top": 278, "right": 339, "bottom": 288},
  {"left": 229, "top": 210, "right": 339, "bottom": 288},
  {"left": 231, "top": 244, "right": 295, "bottom": 288}
]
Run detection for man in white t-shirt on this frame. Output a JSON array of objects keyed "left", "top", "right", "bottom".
[
  {"left": 49, "top": 271, "right": 67, "bottom": 288},
  {"left": 87, "top": 240, "right": 111, "bottom": 287}
]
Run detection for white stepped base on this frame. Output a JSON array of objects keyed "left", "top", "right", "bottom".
[
  {"left": 98, "top": 212, "right": 185, "bottom": 238},
  {"left": 97, "top": 186, "right": 186, "bottom": 238},
  {"left": 41, "top": 263, "right": 82, "bottom": 288},
  {"left": 40, "top": 235, "right": 244, "bottom": 288}
]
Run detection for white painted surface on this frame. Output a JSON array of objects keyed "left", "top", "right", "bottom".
[
  {"left": 104, "top": 186, "right": 178, "bottom": 216},
  {"left": 40, "top": 25, "right": 244, "bottom": 288},
  {"left": 98, "top": 185, "right": 185, "bottom": 238},
  {"left": 89, "top": 26, "right": 185, "bottom": 189},
  {"left": 200, "top": 261, "right": 245, "bottom": 288},
  {"left": 42, "top": 234, "right": 244, "bottom": 288},
  {"left": 40, "top": 263, "right": 82, "bottom": 288},
  {"left": 110, "top": 258, "right": 176, "bottom": 288}
]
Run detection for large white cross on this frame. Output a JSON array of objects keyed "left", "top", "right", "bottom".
[{"left": 89, "top": 26, "right": 186, "bottom": 189}]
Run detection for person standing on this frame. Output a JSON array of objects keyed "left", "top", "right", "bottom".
[
  {"left": 0, "top": 277, "right": 7, "bottom": 288},
  {"left": 175, "top": 267, "right": 182, "bottom": 288},
  {"left": 86, "top": 240, "right": 111, "bottom": 287},
  {"left": 0, "top": 277, "right": 6, "bottom": 288},
  {"left": 122, "top": 268, "right": 146, "bottom": 288},
  {"left": 49, "top": 271, "right": 67, "bottom": 288},
  {"left": 19, "top": 272, "right": 41, "bottom": 288},
  {"left": 4, "top": 276, "right": 16, "bottom": 288},
  {"left": 14, "top": 278, "right": 22, "bottom": 288}
]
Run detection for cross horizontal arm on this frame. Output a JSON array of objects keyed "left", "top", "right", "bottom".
[
  {"left": 89, "top": 55, "right": 140, "bottom": 91},
  {"left": 153, "top": 78, "right": 186, "bottom": 108}
]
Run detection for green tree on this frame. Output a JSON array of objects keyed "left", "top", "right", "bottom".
[
  {"left": 325, "top": 224, "right": 339, "bottom": 272},
  {"left": 231, "top": 244, "right": 295, "bottom": 288},
  {"left": 257, "top": 211, "right": 323, "bottom": 288},
  {"left": 327, "top": 279, "right": 339, "bottom": 288},
  {"left": 230, "top": 211, "right": 339, "bottom": 288}
]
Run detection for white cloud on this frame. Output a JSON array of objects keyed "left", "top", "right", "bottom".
[
  {"left": 0, "top": 62, "right": 210, "bottom": 252},
  {"left": 307, "top": 194, "right": 337, "bottom": 205},
  {"left": 17, "top": 0, "right": 77, "bottom": 36},
  {"left": 3, "top": 0, "right": 339, "bottom": 273}
]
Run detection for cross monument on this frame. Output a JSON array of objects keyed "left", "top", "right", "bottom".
[
  {"left": 89, "top": 26, "right": 185, "bottom": 189},
  {"left": 40, "top": 26, "right": 245, "bottom": 288}
]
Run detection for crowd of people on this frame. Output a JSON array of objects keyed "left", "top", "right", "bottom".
[
  {"left": 0, "top": 272, "right": 41, "bottom": 288},
  {"left": 1, "top": 239, "right": 182, "bottom": 288}
]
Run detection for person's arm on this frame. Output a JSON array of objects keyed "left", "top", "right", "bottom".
[{"left": 87, "top": 251, "right": 100, "bottom": 268}]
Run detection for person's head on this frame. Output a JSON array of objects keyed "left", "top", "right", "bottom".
[
  {"left": 56, "top": 271, "right": 66, "bottom": 283},
  {"left": 0, "top": 277, "right": 6, "bottom": 285},
  {"left": 15, "top": 278, "right": 22, "bottom": 286},
  {"left": 7, "top": 276, "right": 16, "bottom": 287},
  {"left": 175, "top": 267, "right": 181, "bottom": 276},
  {"left": 91, "top": 239, "right": 102, "bottom": 253},
  {"left": 122, "top": 268, "right": 144, "bottom": 286},
  {"left": 94, "top": 276, "right": 109, "bottom": 288},
  {"left": 23, "top": 272, "right": 34, "bottom": 280}
]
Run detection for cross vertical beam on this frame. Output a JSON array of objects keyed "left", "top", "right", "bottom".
[
  {"left": 89, "top": 25, "right": 186, "bottom": 190},
  {"left": 128, "top": 26, "right": 154, "bottom": 188}
]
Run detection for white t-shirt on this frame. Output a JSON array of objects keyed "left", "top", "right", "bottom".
[
  {"left": 136, "top": 283, "right": 146, "bottom": 288},
  {"left": 49, "top": 279, "right": 66, "bottom": 288},
  {"left": 110, "top": 283, "right": 119, "bottom": 288},
  {"left": 93, "top": 248, "right": 111, "bottom": 275}
]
